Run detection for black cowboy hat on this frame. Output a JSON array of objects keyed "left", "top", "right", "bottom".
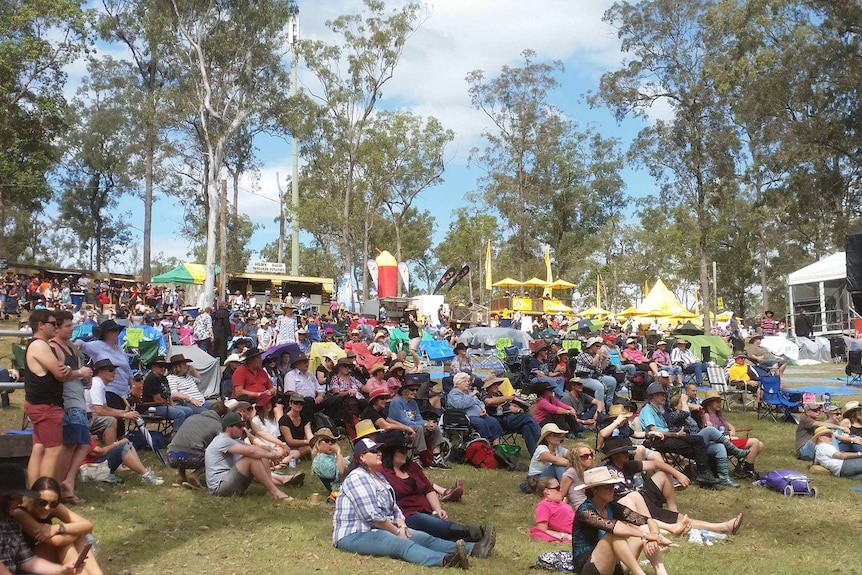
[
  {"left": 601, "top": 436, "right": 635, "bottom": 460},
  {"left": 291, "top": 353, "right": 310, "bottom": 368},
  {"left": 242, "top": 348, "right": 264, "bottom": 362}
]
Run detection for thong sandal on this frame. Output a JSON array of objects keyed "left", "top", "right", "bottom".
[{"left": 731, "top": 513, "right": 744, "bottom": 535}]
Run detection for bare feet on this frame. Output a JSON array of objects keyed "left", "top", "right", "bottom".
[{"left": 269, "top": 490, "right": 294, "bottom": 501}]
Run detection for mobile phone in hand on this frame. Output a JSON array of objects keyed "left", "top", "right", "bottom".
[{"left": 73, "top": 542, "right": 92, "bottom": 570}]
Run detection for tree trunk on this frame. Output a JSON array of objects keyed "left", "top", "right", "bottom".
[
  {"left": 344, "top": 167, "right": 355, "bottom": 304},
  {"left": 219, "top": 178, "right": 228, "bottom": 302},
  {"left": 143, "top": 131, "right": 154, "bottom": 281},
  {"left": 202, "top": 145, "right": 222, "bottom": 309},
  {"left": 0, "top": 188, "right": 6, "bottom": 257}
]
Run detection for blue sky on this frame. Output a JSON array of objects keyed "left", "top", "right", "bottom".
[{"left": 64, "top": 0, "right": 666, "bottom": 274}]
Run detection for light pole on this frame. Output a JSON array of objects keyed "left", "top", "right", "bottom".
[{"left": 289, "top": 11, "right": 300, "bottom": 276}]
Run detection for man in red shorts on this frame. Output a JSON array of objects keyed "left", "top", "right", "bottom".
[{"left": 24, "top": 309, "right": 74, "bottom": 484}]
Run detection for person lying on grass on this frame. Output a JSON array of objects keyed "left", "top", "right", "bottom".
[
  {"left": 599, "top": 437, "right": 743, "bottom": 538},
  {"left": 204, "top": 412, "right": 302, "bottom": 501},
  {"left": 12, "top": 477, "right": 102, "bottom": 575},
  {"left": 812, "top": 426, "right": 862, "bottom": 480}
]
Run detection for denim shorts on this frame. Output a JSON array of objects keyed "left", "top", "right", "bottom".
[{"left": 63, "top": 407, "right": 91, "bottom": 445}]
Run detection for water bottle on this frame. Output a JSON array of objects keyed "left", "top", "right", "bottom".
[
  {"left": 821, "top": 392, "right": 831, "bottom": 407},
  {"left": 289, "top": 456, "right": 297, "bottom": 470},
  {"left": 705, "top": 530, "right": 728, "bottom": 541},
  {"left": 700, "top": 530, "right": 714, "bottom": 546}
]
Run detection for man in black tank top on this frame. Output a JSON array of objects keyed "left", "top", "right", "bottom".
[{"left": 24, "top": 309, "right": 76, "bottom": 485}]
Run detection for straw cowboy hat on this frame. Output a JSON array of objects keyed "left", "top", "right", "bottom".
[
  {"left": 573, "top": 466, "right": 624, "bottom": 491},
  {"left": 538, "top": 422, "right": 567, "bottom": 445}
]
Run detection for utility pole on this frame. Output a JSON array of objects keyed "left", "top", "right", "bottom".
[
  {"left": 276, "top": 172, "right": 285, "bottom": 264},
  {"left": 219, "top": 179, "right": 228, "bottom": 301},
  {"left": 290, "top": 11, "right": 300, "bottom": 275}
]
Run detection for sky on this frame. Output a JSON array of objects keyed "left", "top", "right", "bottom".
[{"left": 62, "top": 0, "right": 666, "bottom": 275}]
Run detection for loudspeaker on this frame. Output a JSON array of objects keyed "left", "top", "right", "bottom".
[
  {"left": 845, "top": 231, "right": 862, "bottom": 291},
  {"left": 852, "top": 291, "right": 862, "bottom": 314}
]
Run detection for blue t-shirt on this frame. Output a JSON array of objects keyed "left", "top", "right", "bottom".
[{"left": 638, "top": 402, "right": 669, "bottom": 432}]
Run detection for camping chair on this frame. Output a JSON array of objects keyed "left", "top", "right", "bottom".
[
  {"left": 127, "top": 383, "right": 176, "bottom": 440},
  {"left": 757, "top": 376, "right": 801, "bottom": 422},
  {"left": 307, "top": 324, "right": 320, "bottom": 342},
  {"left": 344, "top": 341, "right": 379, "bottom": 374},
  {"left": 420, "top": 340, "right": 456, "bottom": 365},
  {"left": 309, "top": 342, "right": 345, "bottom": 373},
  {"left": 495, "top": 338, "right": 512, "bottom": 360},
  {"left": 561, "top": 340, "right": 582, "bottom": 353},
  {"left": 706, "top": 365, "right": 752, "bottom": 412},
  {"left": 846, "top": 350, "right": 862, "bottom": 386}
]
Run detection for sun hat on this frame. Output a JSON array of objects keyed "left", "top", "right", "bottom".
[
  {"left": 585, "top": 336, "right": 604, "bottom": 349},
  {"left": 368, "top": 388, "right": 391, "bottom": 402},
  {"left": 323, "top": 352, "right": 339, "bottom": 363},
  {"left": 228, "top": 400, "right": 251, "bottom": 413},
  {"left": 701, "top": 390, "right": 722, "bottom": 408},
  {"left": 310, "top": 428, "right": 341, "bottom": 447},
  {"left": 657, "top": 370, "right": 670, "bottom": 378},
  {"left": 290, "top": 353, "right": 310, "bottom": 368},
  {"left": 573, "top": 466, "right": 625, "bottom": 491},
  {"left": 625, "top": 337, "right": 637, "bottom": 345},
  {"left": 607, "top": 403, "right": 633, "bottom": 418},
  {"left": 601, "top": 436, "right": 635, "bottom": 459},
  {"left": 656, "top": 340, "right": 668, "bottom": 347},
  {"left": 149, "top": 355, "right": 170, "bottom": 368},
  {"left": 748, "top": 335, "right": 763, "bottom": 343},
  {"left": 538, "top": 422, "right": 568, "bottom": 445},
  {"left": 389, "top": 361, "right": 406, "bottom": 371},
  {"left": 733, "top": 351, "right": 748, "bottom": 359},
  {"left": 812, "top": 426, "right": 833, "bottom": 441},
  {"left": 93, "top": 359, "right": 118, "bottom": 372},
  {"left": 675, "top": 338, "right": 689, "bottom": 346},
  {"left": 221, "top": 412, "right": 243, "bottom": 429},
  {"left": 354, "top": 420, "right": 379, "bottom": 440},
  {"left": 169, "top": 353, "right": 193, "bottom": 365},
  {"left": 350, "top": 328, "right": 361, "bottom": 335},
  {"left": 223, "top": 353, "right": 243, "bottom": 366},
  {"left": 242, "top": 348, "right": 264, "bottom": 362},
  {"left": 336, "top": 357, "right": 353, "bottom": 368},
  {"left": 646, "top": 382, "right": 666, "bottom": 397},
  {"left": 0, "top": 464, "right": 38, "bottom": 498},
  {"left": 369, "top": 364, "right": 386, "bottom": 375},
  {"left": 842, "top": 401, "right": 861, "bottom": 417},
  {"left": 803, "top": 401, "right": 824, "bottom": 412},
  {"left": 533, "top": 381, "right": 555, "bottom": 395},
  {"left": 483, "top": 376, "right": 504, "bottom": 389},
  {"left": 374, "top": 332, "right": 386, "bottom": 341}
]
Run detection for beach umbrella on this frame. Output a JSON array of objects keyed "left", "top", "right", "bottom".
[
  {"left": 547, "top": 279, "right": 576, "bottom": 290},
  {"left": 492, "top": 277, "right": 523, "bottom": 288},
  {"left": 579, "top": 306, "right": 611, "bottom": 317},
  {"left": 522, "top": 277, "right": 550, "bottom": 287}
]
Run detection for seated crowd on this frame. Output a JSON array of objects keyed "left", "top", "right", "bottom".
[{"left": 6, "top": 299, "right": 855, "bottom": 575}]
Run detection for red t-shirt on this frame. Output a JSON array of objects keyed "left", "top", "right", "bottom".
[
  {"left": 231, "top": 364, "right": 274, "bottom": 397},
  {"left": 380, "top": 462, "right": 434, "bottom": 517}
]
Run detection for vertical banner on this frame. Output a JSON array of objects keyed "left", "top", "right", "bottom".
[
  {"left": 597, "top": 274, "right": 602, "bottom": 309},
  {"left": 433, "top": 266, "right": 458, "bottom": 294},
  {"left": 446, "top": 265, "right": 471, "bottom": 293},
  {"left": 367, "top": 260, "right": 379, "bottom": 291},
  {"left": 397, "top": 262, "right": 409, "bottom": 293},
  {"left": 485, "top": 240, "right": 492, "bottom": 291},
  {"left": 543, "top": 244, "right": 552, "bottom": 297}
]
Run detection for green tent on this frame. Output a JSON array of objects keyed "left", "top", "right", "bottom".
[
  {"left": 674, "top": 335, "right": 732, "bottom": 364},
  {"left": 152, "top": 262, "right": 221, "bottom": 285}
]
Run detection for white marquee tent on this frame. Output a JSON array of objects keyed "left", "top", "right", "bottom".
[{"left": 787, "top": 252, "right": 849, "bottom": 336}]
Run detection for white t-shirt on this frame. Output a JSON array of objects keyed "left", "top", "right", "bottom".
[
  {"left": 528, "top": 444, "right": 568, "bottom": 477},
  {"left": 89, "top": 376, "right": 108, "bottom": 408},
  {"left": 814, "top": 442, "right": 843, "bottom": 476}
]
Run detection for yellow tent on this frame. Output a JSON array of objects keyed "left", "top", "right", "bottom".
[
  {"left": 639, "top": 279, "right": 691, "bottom": 317},
  {"left": 617, "top": 306, "right": 646, "bottom": 318}
]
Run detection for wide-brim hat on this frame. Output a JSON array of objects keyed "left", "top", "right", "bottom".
[
  {"left": 656, "top": 340, "right": 668, "bottom": 347},
  {"left": 812, "top": 426, "right": 833, "bottom": 442},
  {"left": 374, "top": 332, "right": 387, "bottom": 341},
  {"left": 842, "top": 401, "right": 861, "bottom": 418},
  {"left": 98, "top": 319, "right": 122, "bottom": 339},
  {"left": 226, "top": 399, "right": 251, "bottom": 412},
  {"left": 607, "top": 403, "right": 633, "bottom": 418},
  {"left": 398, "top": 379, "right": 421, "bottom": 393},
  {"left": 296, "top": 327, "right": 308, "bottom": 335},
  {"left": 389, "top": 361, "right": 406, "bottom": 371},
  {"left": 283, "top": 302, "right": 296, "bottom": 309},
  {"left": 748, "top": 335, "right": 763, "bottom": 343},
  {"left": 585, "top": 336, "right": 604, "bottom": 349},
  {"left": 369, "top": 363, "right": 386, "bottom": 375},
  {"left": 369, "top": 388, "right": 391, "bottom": 402},
  {"left": 625, "top": 337, "right": 637, "bottom": 345},
  {"left": 533, "top": 342, "right": 550, "bottom": 355},
  {"left": 149, "top": 355, "right": 170, "bottom": 368},
  {"left": 539, "top": 422, "right": 567, "bottom": 444},
  {"left": 674, "top": 339, "right": 690, "bottom": 346},
  {"left": 454, "top": 342, "right": 468, "bottom": 352},
  {"left": 170, "top": 353, "right": 193, "bottom": 365},
  {"left": 223, "top": 353, "right": 243, "bottom": 366},
  {"left": 93, "top": 358, "right": 118, "bottom": 372},
  {"left": 260, "top": 317, "right": 271, "bottom": 326},
  {"left": 574, "top": 466, "right": 625, "bottom": 491},
  {"left": 322, "top": 352, "right": 339, "bottom": 363},
  {"left": 291, "top": 353, "right": 310, "bottom": 368},
  {"left": 336, "top": 357, "right": 354, "bottom": 368},
  {"left": 404, "top": 305, "right": 418, "bottom": 312},
  {"left": 483, "top": 376, "right": 504, "bottom": 389},
  {"left": 601, "top": 436, "right": 635, "bottom": 459},
  {"left": 646, "top": 382, "right": 666, "bottom": 397},
  {"left": 0, "top": 464, "right": 38, "bottom": 498},
  {"left": 242, "top": 348, "right": 264, "bottom": 362},
  {"left": 733, "top": 351, "right": 748, "bottom": 359},
  {"left": 354, "top": 419, "right": 379, "bottom": 440},
  {"left": 310, "top": 428, "right": 341, "bottom": 447},
  {"left": 701, "top": 390, "right": 721, "bottom": 408},
  {"left": 533, "top": 381, "right": 555, "bottom": 395}
]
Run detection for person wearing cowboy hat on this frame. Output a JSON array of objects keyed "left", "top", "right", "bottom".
[
  {"left": 822, "top": 404, "right": 862, "bottom": 452},
  {"left": 310, "top": 428, "right": 348, "bottom": 499},
  {"left": 812, "top": 426, "right": 862, "bottom": 479},
  {"left": 669, "top": 338, "right": 709, "bottom": 385},
  {"left": 166, "top": 353, "right": 211, "bottom": 415},
  {"left": 383, "top": 361, "right": 407, "bottom": 396},
  {"left": 273, "top": 302, "right": 298, "bottom": 346},
  {"left": 220, "top": 353, "right": 243, "bottom": 398},
  {"left": 77, "top": 317, "right": 134, "bottom": 427},
  {"left": 527, "top": 342, "right": 567, "bottom": 399},
  {"left": 621, "top": 337, "right": 659, "bottom": 379},
  {"left": 369, "top": 331, "right": 393, "bottom": 359},
  {"left": 361, "top": 363, "right": 390, "bottom": 397},
  {"left": 744, "top": 334, "right": 786, "bottom": 378},
  {"left": 527, "top": 423, "right": 570, "bottom": 486},
  {"left": 700, "top": 392, "right": 764, "bottom": 478},
  {"left": 638, "top": 383, "right": 720, "bottom": 486},
  {"left": 142, "top": 355, "right": 194, "bottom": 430},
  {"left": 403, "top": 305, "right": 424, "bottom": 373},
  {"left": 360, "top": 388, "right": 415, "bottom": 440},
  {"left": 0, "top": 463, "right": 88, "bottom": 575},
  {"left": 256, "top": 316, "right": 275, "bottom": 351},
  {"left": 388, "top": 378, "right": 449, "bottom": 469},
  {"left": 649, "top": 341, "right": 682, "bottom": 386},
  {"left": 284, "top": 352, "right": 326, "bottom": 420},
  {"left": 571, "top": 466, "right": 669, "bottom": 575},
  {"left": 840, "top": 401, "right": 862, "bottom": 440},
  {"left": 231, "top": 347, "right": 279, "bottom": 414},
  {"left": 323, "top": 358, "right": 365, "bottom": 439},
  {"left": 482, "top": 376, "right": 542, "bottom": 455},
  {"left": 296, "top": 326, "right": 311, "bottom": 354},
  {"left": 574, "top": 337, "right": 619, "bottom": 411}
]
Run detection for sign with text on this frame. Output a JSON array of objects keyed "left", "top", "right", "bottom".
[
  {"left": 512, "top": 297, "right": 533, "bottom": 311},
  {"left": 252, "top": 261, "right": 287, "bottom": 274}
]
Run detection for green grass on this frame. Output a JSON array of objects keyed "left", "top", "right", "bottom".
[{"left": 2, "top": 328, "right": 862, "bottom": 575}]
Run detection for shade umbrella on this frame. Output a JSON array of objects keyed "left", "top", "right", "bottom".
[
  {"left": 579, "top": 306, "right": 611, "bottom": 317},
  {"left": 617, "top": 306, "right": 645, "bottom": 318},
  {"left": 547, "top": 279, "right": 576, "bottom": 290},
  {"left": 522, "top": 277, "right": 550, "bottom": 287},
  {"left": 492, "top": 277, "right": 523, "bottom": 288},
  {"left": 262, "top": 342, "right": 301, "bottom": 364},
  {"left": 132, "top": 418, "right": 167, "bottom": 466}
]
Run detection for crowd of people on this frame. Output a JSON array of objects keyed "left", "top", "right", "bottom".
[{"left": 3, "top": 294, "right": 858, "bottom": 575}]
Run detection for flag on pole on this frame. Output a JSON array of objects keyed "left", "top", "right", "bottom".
[
  {"left": 367, "top": 260, "right": 379, "bottom": 291},
  {"left": 397, "top": 262, "right": 409, "bottom": 293},
  {"left": 484, "top": 240, "right": 492, "bottom": 291},
  {"left": 447, "top": 265, "right": 470, "bottom": 292},
  {"left": 433, "top": 267, "right": 458, "bottom": 294},
  {"left": 543, "top": 244, "right": 553, "bottom": 297}
]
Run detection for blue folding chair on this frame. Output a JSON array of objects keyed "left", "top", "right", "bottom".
[{"left": 757, "top": 376, "right": 801, "bottom": 422}]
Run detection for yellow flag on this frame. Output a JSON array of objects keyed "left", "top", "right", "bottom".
[
  {"left": 485, "top": 240, "right": 492, "bottom": 291},
  {"left": 644, "top": 280, "right": 650, "bottom": 294},
  {"left": 597, "top": 274, "right": 602, "bottom": 308},
  {"left": 544, "top": 245, "right": 552, "bottom": 297}
]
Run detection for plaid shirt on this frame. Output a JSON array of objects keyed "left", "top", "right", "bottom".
[
  {"left": 333, "top": 467, "right": 404, "bottom": 545},
  {"left": 1, "top": 515, "right": 34, "bottom": 573},
  {"left": 574, "top": 351, "right": 603, "bottom": 379}
]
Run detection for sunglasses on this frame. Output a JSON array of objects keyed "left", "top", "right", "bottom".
[
  {"left": 579, "top": 453, "right": 594, "bottom": 459},
  {"left": 44, "top": 320, "right": 57, "bottom": 326},
  {"left": 545, "top": 485, "right": 561, "bottom": 491},
  {"left": 319, "top": 438, "right": 336, "bottom": 444},
  {"left": 366, "top": 449, "right": 381, "bottom": 455},
  {"left": 36, "top": 498, "right": 59, "bottom": 509}
]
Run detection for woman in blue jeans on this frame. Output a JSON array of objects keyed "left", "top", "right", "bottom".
[
  {"left": 332, "top": 438, "right": 471, "bottom": 568},
  {"left": 446, "top": 373, "right": 504, "bottom": 444},
  {"left": 380, "top": 440, "right": 496, "bottom": 558}
]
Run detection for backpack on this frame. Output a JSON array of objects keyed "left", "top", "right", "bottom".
[
  {"left": 534, "top": 550, "right": 573, "bottom": 572},
  {"left": 464, "top": 438, "right": 498, "bottom": 469},
  {"left": 760, "top": 469, "right": 817, "bottom": 497}
]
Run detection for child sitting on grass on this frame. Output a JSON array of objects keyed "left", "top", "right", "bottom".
[{"left": 310, "top": 429, "right": 347, "bottom": 502}]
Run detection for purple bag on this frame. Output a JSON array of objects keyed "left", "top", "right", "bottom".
[{"left": 762, "top": 469, "right": 817, "bottom": 497}]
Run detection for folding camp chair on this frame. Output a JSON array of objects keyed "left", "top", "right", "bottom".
[
  {"left": 420, "top": 340, "right": 456, "bottom": 365},
  {"left": 757, "top": 376, "right": 801, "bottom": 422},
  {"left": 846, "top": 350, "right": 862, "bottom": 386},
  {"left": 495, "top": 338, "right": 512, "bottom": 360},
  {"left": 706, "top": 365, "right": 751, "bottom": 412}
]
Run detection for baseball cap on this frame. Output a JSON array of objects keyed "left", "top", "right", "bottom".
[
  {"left": 221, "top": 412, "right": 243, "bottom": 429},
  {"left": 353, "top": 437, "right": 383, "bottom": 458}
]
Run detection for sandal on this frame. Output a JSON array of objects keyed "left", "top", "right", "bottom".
[{"left": 731, "top": 513, "right": 744, "bottom": 535}]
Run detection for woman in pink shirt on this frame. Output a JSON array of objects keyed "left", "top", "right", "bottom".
[
  {"left": 361, "top": 364, "right": 388, "bottom": 395},
  {"left": 534, "top": 381, "right": 579, "bottom": 434},
  {"left": 622, "top": 337, "right": 659, "bottom": 377}
]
